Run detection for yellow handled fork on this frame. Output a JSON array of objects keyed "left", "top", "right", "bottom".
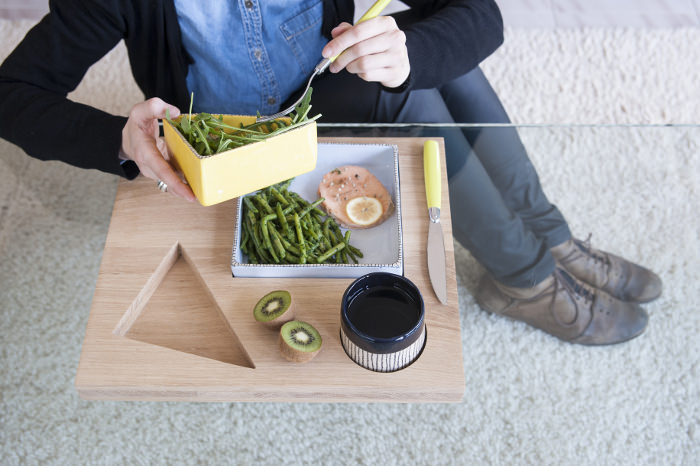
[{"left": 257, "top": 0, "right": 393, "bottom": 122}]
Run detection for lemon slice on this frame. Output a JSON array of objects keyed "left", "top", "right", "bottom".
[{"left": 345, "top": 196, "right": 383, "bottom": 226}]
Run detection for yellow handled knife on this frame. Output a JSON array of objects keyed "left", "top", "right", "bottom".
[{"left": 424, "top": 140, "right": 448, "bottom": 304}]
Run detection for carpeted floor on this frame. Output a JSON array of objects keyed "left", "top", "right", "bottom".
[{"left": 1, "top": 20, "right": 699, "bottom": 465}]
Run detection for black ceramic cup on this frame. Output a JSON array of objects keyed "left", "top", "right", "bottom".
[{"left": 340, "top": 272, "right": 426, "bottom": 372}]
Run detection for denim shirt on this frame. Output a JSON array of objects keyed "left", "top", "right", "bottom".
[{"left": 174, "top": 0, "right": 326, "bottom": 115}]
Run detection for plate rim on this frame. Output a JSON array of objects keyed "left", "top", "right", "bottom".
[{"left": 230, "top": 142, "right": 404, "bottom": 273}]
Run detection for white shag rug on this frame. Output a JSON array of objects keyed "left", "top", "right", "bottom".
[{"left": 1, "top": 20, "right": 699, "bottom": 465}]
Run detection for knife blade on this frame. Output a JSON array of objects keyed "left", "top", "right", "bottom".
[{"left": 424, "top": 140, "right": 448, "bottom": 304}]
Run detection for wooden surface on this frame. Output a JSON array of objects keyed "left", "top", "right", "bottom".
[{"left": 75, "top": 137, "right": 464, "bottom": 402}]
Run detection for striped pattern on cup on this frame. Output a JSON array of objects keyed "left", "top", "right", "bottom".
[{"left": 341, "top": 326, "right": 426, "bottom": 373}]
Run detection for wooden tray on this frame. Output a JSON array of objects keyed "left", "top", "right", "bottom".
[{"left": 75, "top": 137, "right": 464, "bottom": 402}]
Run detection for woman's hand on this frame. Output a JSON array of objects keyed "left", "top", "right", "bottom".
[
  {"left": 121, "top": 98, "right": 196, "bottom": 202},
  {"left": 322, "top": 16, "right": 410, "bottom": 89}
]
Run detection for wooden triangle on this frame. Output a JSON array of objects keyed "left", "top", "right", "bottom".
[{"left": 114, "top": 242, "right": 254, "bottom": 368}]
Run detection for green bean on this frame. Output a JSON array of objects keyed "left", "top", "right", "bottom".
[
  {"left": 319, "top": 236, "right": 331, "bottom": 252},
  {"left": 243, "top": 196, "right": 258, "bottom": 214},
  {"left": 328, "top": 229, "right": 342, "bottom": 247},
  {"left": 299, "top": 242, "right": 307, "bottom": 264},
  {"left": 317, "top": 242, "right": 345, "bottom": 263},
  {"left": 298, "top": 198, "right": 324, "bottom": 220},
  {"left": 310, "top": 206, "right": 324, "bottom": 218},
  {"left": 284, "top": 242, "right": 303, "bottom": 257},
  {"left": 241, "top": 222, "right": 249, "bottom": 242},
  {"left": 294, "top": 213, "right": 307, "bottom": 264},
  {"left": 245, "top": 220, "right": 267, "bottom": 263},
  {"left": 307, "top": 242, "right": 321, "bottom": 255},
  {"left": 307, "top": 219, "right": 323, "bottom": 246},
  {"left": 313, "top": 225, "right": 327, "bottom": 249},
  {"left": 276, "top": 203, "right": 290, "bottom": 238},
  {"left": 289, "top": 191, "right": 305, "bottom": 204},
  {"left": 267, "top": 245, "right": 279, "bottom": 263},
  {"left": 246, "top": 215, "right": 255, "bottom": 233},
  {"left": 282, "top": 251, "right": 300, "bottom": 264},
  {"left": 340, "top": 234, "right": 350, "bottom": 261},
  {"left": 311, "top": 217, "right": 323, "bottom": 232},
  {"left": 270, "top": 225, "right": 301, "bottom": 256},
  {"left": 322, "top": 218, "right": 332, "bottom": 240},
  {"left": 240, "top": 181, "right": 364, "bottom": 264},
  {"left": 301, "top": 221, "right": 319, "bottom": 240},
  {"left": 244, "top": 239, "right": 257, "bottom": 262},
  {"left": 271, "top": 233, "right": 286, "bottom": 260},
  {"left": 348, "top": 244, "right": 364, "bottom": 258},
  {"left": 256, "top": 242, "right": 272, "bottom": 263},
  {"left": 261, "top": 213, "right": 277, "bottom": 251},
  {"left": 247, "top": 210, "right": 257, "bottom": 225},
  {"left": 255, "top": 221, "right": 272, "bottom": 264},
  {"left": 293, "top": 213, "right": 304, "bottom": 245},
  {"left": 329, "top": 222, "right": 343, "bottom": 240},
  {"left": 240, "top": 226, "right": 249, "bottom": 253},
  {"left": 269, "top": 187, "right": 289, "bottom": 206},
  {"left": 276, "top": 179, "right": 293, "bottom": 192},
  {"left": 342, "top": 231, "right": 357, "bottom": 263},
  {"left": 254, "top": 194, "right": 274, "bottom": 215}
]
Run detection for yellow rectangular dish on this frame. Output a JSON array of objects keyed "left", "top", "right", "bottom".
[{"left": 163, "top": 115, "right": 318, "bottom": 206}]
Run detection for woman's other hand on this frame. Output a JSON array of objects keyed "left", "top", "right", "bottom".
[
  {"left": 322, "top": 17, "right": 409, "bottom": 89},
  {"left": 121, "top": 98, "right": 196, "bottom": 202}
]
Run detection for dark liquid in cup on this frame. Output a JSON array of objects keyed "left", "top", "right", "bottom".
[{"left": 347, "top": 285, "right": 420, "bottom": 338}]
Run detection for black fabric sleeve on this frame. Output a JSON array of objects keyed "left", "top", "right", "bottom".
[
  {"left": 0, "top": 0, "right": 136, "bottom": 178},
  {"left": 398, "top": 0, "right": 504, "bottom": 90}
]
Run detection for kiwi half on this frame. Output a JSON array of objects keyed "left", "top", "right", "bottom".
[
  {"left": 253, "top": 290, "right": 295, "bottom": 328},
  {"left": 279, "top": 320, "right": 322, "bottom": 363}
]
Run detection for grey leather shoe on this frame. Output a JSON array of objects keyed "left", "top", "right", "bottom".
[
  {"left": 475, "top": 268, "right": 648, "bottom": 345},
  {"left": 551, "top": 236, "right": 662, "bottom": 303}
]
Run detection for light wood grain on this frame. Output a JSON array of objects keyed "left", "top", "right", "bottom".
[
  {"left": 75, "top": 137, "right": 464, "bottom": 402},
  {"left": 123, "top": 246, "right": 255, "bottom": 368}
]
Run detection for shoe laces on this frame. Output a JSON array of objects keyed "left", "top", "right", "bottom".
[
  {"left": 554, "top": 267, "right": 594, "bottom": 306},
  {"left": 575, "top": 233, "right": 610, "bottom": 268}
]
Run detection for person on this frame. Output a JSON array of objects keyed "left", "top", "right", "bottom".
[{"left": 0, "top": 0, "right": 661, "bottom": 345}]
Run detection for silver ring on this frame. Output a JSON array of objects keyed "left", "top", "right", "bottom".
[{"left": 157, "top": 180, "right": 168, "bottom": 193}]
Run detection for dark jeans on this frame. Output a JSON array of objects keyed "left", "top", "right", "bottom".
[{"left": 306, "top": 68, "right": 572, "bottom": 287}]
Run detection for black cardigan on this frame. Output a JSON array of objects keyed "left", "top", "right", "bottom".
[{"left": 0, "top": 0, "right": 503, "bottom": 178}]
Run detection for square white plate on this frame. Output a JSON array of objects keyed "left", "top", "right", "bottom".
[{"left": 231, "top": 143, "right": 403, "bottom": 278}]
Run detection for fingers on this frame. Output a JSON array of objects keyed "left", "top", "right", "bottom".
[
  {"left": 357, "top": 69, "right": 404, "bottom": 88},
  {"left": 130, "top": 97, "right": 181, "bottom": 124},
  {"left": 134, "top": 138, "right": 195, "bottom": 202},
  {"left": 156, "top": 137, "right": 170, "bottom": 161},
  {"left": 330, "top": 29, "right": 405, "bottom": 71},
  {"left": 144, "top": 144, "right": 196, "bottom": 201},
  {"left": 121, "top": 98, "right": 196, "bottom": 202},
  {"left": 322, "top": 17, "right": 409, "bottom": 88},
  {"left": 347, "top": 56, "right": 408, "bottom": 88},
  {"left": 322, "top": 16, "right": 398, "bottom": 59},
  {"left": 330, "top": 22, "right": 352, "bottom": 39}
]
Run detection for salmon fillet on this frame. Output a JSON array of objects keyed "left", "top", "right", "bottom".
[{"left": 317, "top": 165, "right": 394, "bottom": 229}]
